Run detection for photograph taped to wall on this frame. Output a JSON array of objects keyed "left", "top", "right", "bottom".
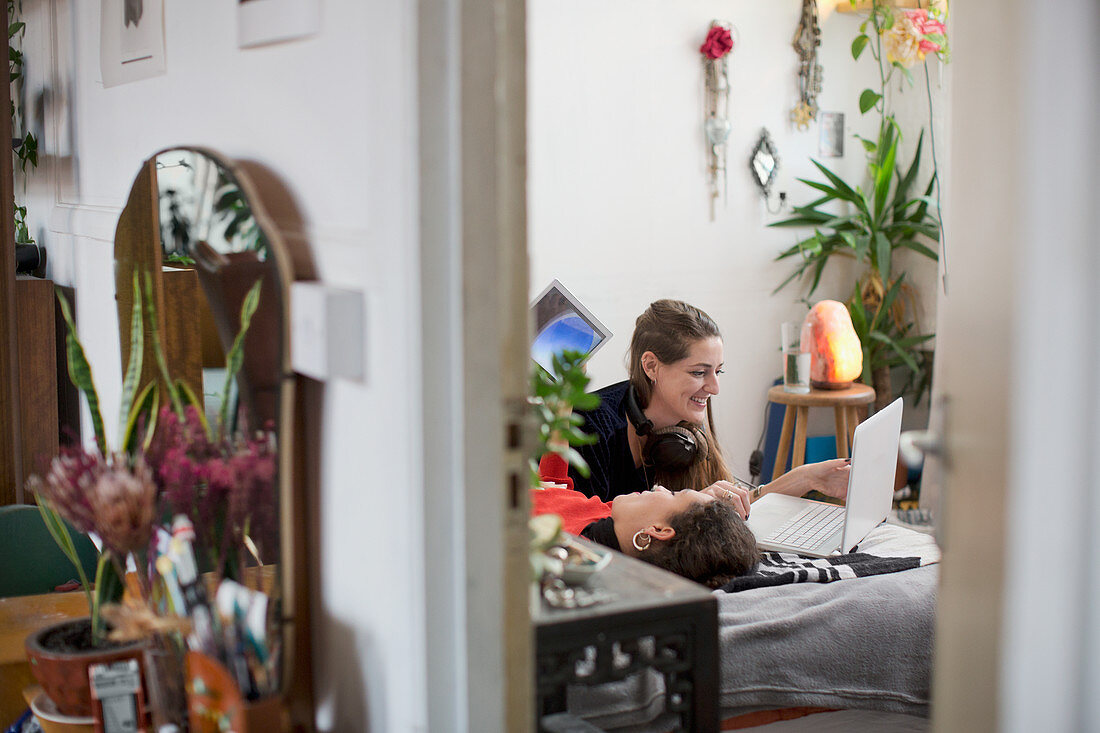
[
  {"left": 819, "top": 111, "right": 845, "bottom": 158},
  {"left": 531, "top": 280, "right": 611, "bottom": 377}
]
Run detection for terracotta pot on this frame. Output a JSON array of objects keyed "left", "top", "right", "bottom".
[{"left": 25, "top": 617, "right": 147, "bottom": 718}]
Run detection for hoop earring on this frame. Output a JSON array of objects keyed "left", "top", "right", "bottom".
[{"left": 632, "top": 530, "right": 652, "bottom": 552}]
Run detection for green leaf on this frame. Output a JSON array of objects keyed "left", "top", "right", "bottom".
[
  {"left": 872, "top": 134, "right": 898, "bottom": 224},
  {"left": 896, "top": 240, "right": 939, "bottom": 260},
  {"left": 117, "top": 275, "right": 144, "bottom": 443},
  {"left": 874, "top": 231, "right": 892, "bottom": 282},
  {"left": 892, "top": 60, "right": 915, "bottom": 86},
  {"left": 55, "top": 288, "right": 107, "bottom": 454},
  {"left": 869, "top": 331, "right": 921, "bottom": 373},
  {"left": 859, "top": 89, "right": 882, "bottom": 114},
  {"left": 122, "top": 381, "right": 157, "bottom": 453},
  {"left": 176, "top": 379, "right": 211, "bottom": 439},
  {"left": 807, "top": 161, "right": 865, "bottom": 209},
  {"left": 36, "top": 500, "right": 94, "bottom": 617},
  {"left": 856, "top": 135, "right": 878, "bottom": 153},
  {"left": 559, "top": 447, "right": 591, "bottom": 478},
  {"left": 222, "top": 278, "right": 264, "bottom": 433},
  {"left": 853, "top": 233, "right": 871, "bottom": 263},
  {"left": 142, "top": 273, "right": 185, "bottom": 418},
  {"left": 851, "top": 34, "right": 870, "bottom": 60}
]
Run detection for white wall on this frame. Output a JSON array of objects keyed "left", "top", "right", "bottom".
[
  {"left": 528, "top": 0, "right": 945, "bottom": 472},
  {"left": 22, "top": 1, "right": 424, "bottom": 730}
]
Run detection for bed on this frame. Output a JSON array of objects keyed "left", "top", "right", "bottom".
[{"left": 544, "top": 522, "right": 940, "bottom": 732}]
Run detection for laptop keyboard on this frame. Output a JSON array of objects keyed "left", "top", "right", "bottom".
[{"left": 764, "top": 503, "right": 844, "bottom": 551}]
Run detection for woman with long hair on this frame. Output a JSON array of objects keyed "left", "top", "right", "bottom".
[{"left": 568, "top": 299, "right": 849, "bottom": 515}]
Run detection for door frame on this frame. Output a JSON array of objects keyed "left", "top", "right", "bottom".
[
  {"left": 419, "top": 0, "right": 531, "bottom": 730},
  {"left": 930, "top": 0, "right": 1100, "bottom": 729}
]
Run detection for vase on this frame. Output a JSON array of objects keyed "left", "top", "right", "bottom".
[{"left": 25, "top": 617, "right": 148, "bottom": 719}]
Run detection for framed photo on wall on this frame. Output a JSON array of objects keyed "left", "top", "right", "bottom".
[{"left": 530, "top": 280, "right": 611, "bottom": 377}]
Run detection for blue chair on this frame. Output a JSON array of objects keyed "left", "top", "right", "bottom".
[{"left": 0, "top": 504, "right": 99, "bottom": 597}]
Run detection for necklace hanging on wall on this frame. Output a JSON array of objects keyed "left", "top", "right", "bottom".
[
  {"left": 699, "top": 21, "right": 735, "bottom": 221},
  {"left": 791, "top": 0, "right": 822, "bottom": 130}
]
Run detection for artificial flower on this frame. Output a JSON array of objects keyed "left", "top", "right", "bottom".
[
  {"left": 883, "top": 9, "right": 947, "bottom": 68},
  {"left": 700, "top": 25, "right": 733, "bottom": 60}
]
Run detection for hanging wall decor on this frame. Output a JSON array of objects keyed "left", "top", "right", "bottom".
[
  {"left": 749, "top": 128, "right": 781, "bottom": 211},
  {"left": 790, "top": 0, "right": 822, "bottom": 130},
  {"left": 700, "top": 21, "right": 734, "bottom": 220}
]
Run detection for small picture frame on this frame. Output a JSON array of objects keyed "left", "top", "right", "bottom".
[
  {"left": 530, "top": 280, "right": 611, "bottom": 377},
  {"left": 818, "top": 112, "right": 845, "bottom": 158}
]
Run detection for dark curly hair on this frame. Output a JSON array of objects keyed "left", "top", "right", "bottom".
[{"left": 642, "top": 500, "right": 759, "bottom": 589}]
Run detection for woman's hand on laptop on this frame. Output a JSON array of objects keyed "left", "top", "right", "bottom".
[{"left": 761, "top": 459, "right": 851, "bottom": 502}]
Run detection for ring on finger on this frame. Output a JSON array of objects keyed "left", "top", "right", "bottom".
[{"left": 723, "top": 489, "right": 734, "bottom": 500}]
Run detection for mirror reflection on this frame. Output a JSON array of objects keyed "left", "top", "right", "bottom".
[
  {"left": 114, "top": 147, "right": 285, "bottom": 574},
  {"left": 749, "top": 128, "right": 779, "bottom": 197}
]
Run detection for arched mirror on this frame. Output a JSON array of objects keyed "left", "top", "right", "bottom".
[{"left": 113, "top": 147, "right": 314, "bottom": 725}]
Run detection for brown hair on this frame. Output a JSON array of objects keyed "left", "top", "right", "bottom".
[
  {"left": 643, "top": 501, "right": 759, "bottom": 588},
  {"left": 628, "top": 299, "right": 732, "bottom": 490}
]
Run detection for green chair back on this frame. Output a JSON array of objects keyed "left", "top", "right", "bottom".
[{"left": 0, "top": 504, "right": 99, "bottom": 598}]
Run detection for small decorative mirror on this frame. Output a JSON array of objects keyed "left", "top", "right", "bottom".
[{"left": 749, "top": 128, "right": 780, "bottom": 198}]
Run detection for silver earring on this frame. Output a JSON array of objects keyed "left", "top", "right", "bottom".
[{"left": 632, "top": 530, "right": 652, "bottom": 552}]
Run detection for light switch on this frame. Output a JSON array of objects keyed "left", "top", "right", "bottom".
[{"left": 290, "top": 282, "right": 365, "bottom": 381}]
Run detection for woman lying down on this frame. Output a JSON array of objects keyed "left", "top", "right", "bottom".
[
  {"left": 532, "top": 456, "right": 854, "bottom": 588},
  {"left": 532, "top": 455, "right": 938, "bottom": 592}
]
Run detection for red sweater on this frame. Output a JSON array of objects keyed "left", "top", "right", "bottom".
[{"left": 530, "top": 485, "right": 612, "bottom": 535}]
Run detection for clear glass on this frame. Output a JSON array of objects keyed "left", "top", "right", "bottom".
[{"left": 781, "top": 320, "right": 811, "bottom": 394}]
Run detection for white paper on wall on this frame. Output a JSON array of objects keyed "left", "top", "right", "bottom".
[{"left": 99, "top": 0, "right": 166, "bottom": 88}]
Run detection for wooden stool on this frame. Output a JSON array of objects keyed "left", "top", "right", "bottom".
[{"left": 767, "top": 383, "right": 876, "bottom": 480}]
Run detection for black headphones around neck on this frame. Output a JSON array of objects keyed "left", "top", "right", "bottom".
[{"left": 624, "top": 383, "right": 709, "bottom": 472}]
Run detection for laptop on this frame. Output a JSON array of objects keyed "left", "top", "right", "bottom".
[{"left": 746, "top": 397, "right": 903, "bottom": 558}]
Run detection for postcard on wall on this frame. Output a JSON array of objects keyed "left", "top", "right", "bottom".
[
  {"left": 238, "top": 0, "right": 321, "bottom": 49},
  {"left": 530, "top": 280, "right": 612, "bottom": 378},
  {"left": 100, "top": 0, "right": 166, "bottom": 88},
  {"left": 818, "top": 112, "right": 845, "bottom": 158}
]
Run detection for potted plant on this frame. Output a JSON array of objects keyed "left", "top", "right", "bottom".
[
  {"left": 770, "top": 0, "right": 948, "bottom": 410},
  {"left": 23, "top": 275, "right": 269, "bottom": 720}
]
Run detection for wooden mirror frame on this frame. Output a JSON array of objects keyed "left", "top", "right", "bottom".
[{"left": 112, "top": 148, "right": 318, "bottom": 728}]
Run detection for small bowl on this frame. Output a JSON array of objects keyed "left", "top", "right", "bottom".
[{"left": 558, "top": 541, "right": 612, "bottom": 585}]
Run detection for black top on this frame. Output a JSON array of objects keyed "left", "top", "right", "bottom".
[{"left": 569, "top": 381, "right": 651, "bottom": 501}]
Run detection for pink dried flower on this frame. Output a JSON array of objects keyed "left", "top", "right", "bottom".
[
  {"left": 28, "top": 449, "right": 157, "bottom": 558},
  {"left": 27, "top": 448, "right": 104, "bottom": 535},
  {"left": 87, "top": 456, "right": 157, "bottom": 557},
  {"left": 146, "top": 407, "right": 277, "bottom": 577}
]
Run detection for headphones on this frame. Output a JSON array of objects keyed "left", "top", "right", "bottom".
[{"left": 624, "top": 383, "right": 709, "bottom": 472}]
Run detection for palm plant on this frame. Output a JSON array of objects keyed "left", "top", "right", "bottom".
[{"left": 770, "top": 0, "right": 946, "bottom": 409}]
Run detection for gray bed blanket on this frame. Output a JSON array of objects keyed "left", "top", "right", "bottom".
[
  {"left": 717, "top": 563, "right": 938, "bottom": 718},
  {"left": 561, "top": 524, "right": 939, "bottom": 731}
]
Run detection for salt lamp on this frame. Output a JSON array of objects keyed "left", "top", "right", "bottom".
[{"left": 800, "top": 300, "right": 863, "bottom": 388}]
